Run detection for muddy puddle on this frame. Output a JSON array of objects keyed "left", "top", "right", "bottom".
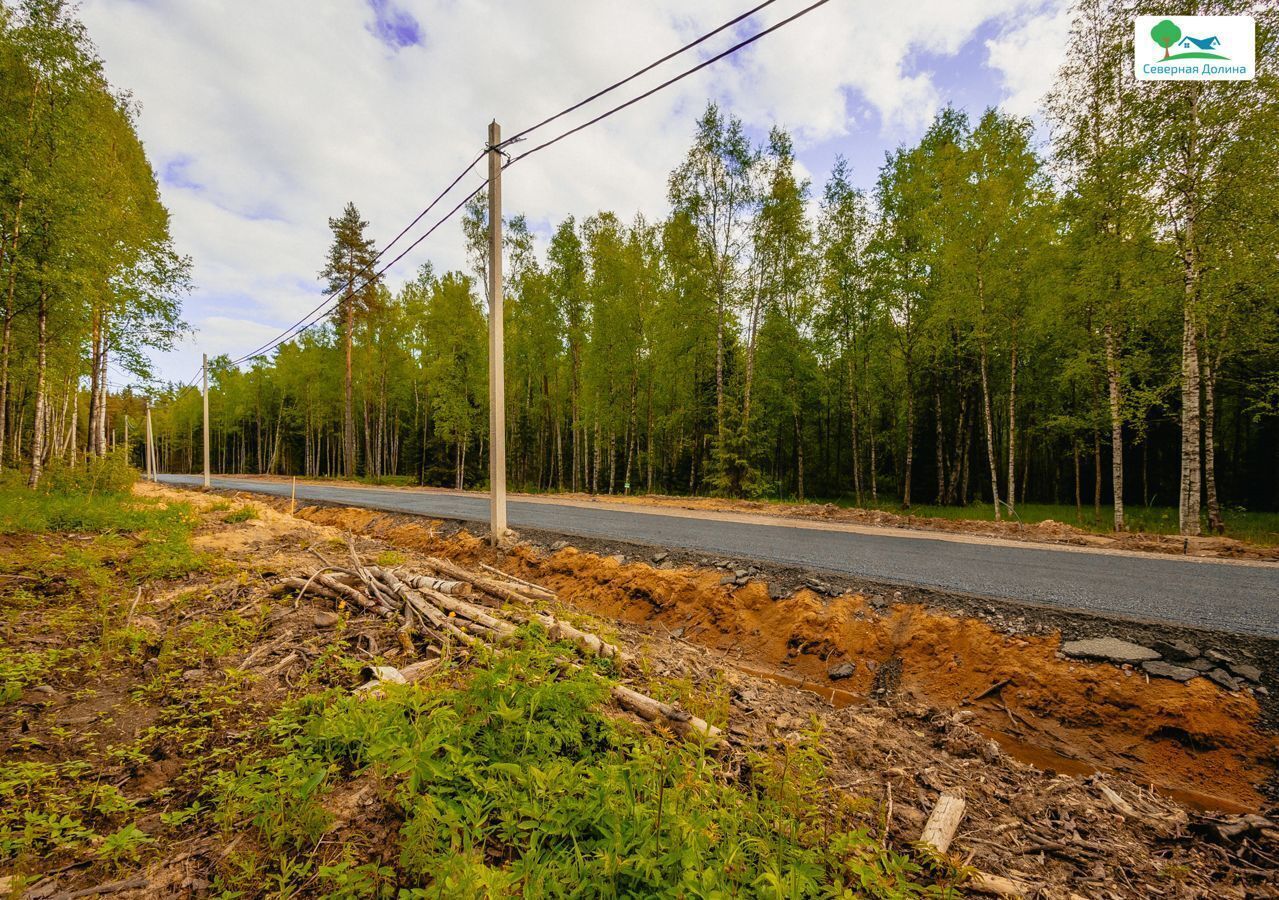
[{"left": 293, "top": 505, "right": 1279, "bottom": 814}]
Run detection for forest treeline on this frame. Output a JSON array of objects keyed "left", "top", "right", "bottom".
[
  {"left": 6, "top": 1, "right": 1279, "bottom": 537},
  {"left": 0, "top": 0, "right": 188, "bottom": 487}
]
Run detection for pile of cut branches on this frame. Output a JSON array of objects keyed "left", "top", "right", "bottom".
[{"left": 272, "top": 541, "right": 719, "bottom": 742}]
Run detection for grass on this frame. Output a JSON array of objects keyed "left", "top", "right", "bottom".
[
  {"left": 223, "top": 504, "right": 259, "bottom": 523},
  {"left": 0, "top": 474, "right": 961, "bottom": 896},
  {"left": 0, "top": 474, "right": 219, "bottom": 871},
  {"left": 834, "top": 500, "right": 1279, "bottom": 546},
  {"left": 210, "top": 637, "right": 954, "bottom": 898}
]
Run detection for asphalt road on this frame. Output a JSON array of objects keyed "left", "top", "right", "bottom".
[{"left": 159, "top": 475, "right": 1279, "bottom": 638}]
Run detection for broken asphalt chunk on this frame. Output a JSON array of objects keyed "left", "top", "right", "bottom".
[
  {"left": 1141, "top": 660, "right": 1199, "bottom": 682},
  {"left": 1061, "top": 637, "right": 1160, "bottom": 664}
]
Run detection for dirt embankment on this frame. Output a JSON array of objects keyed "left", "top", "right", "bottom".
[{"left": 295, "top": 504, "right": 1279, "bottom": 814}]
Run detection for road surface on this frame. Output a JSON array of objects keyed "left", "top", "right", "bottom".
[{"left": 159, "top": 475, "right": 1279, "bottom": 637}]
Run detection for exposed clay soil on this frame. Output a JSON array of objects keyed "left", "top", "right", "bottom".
[{"left": 290, "top": 502, "right": 1279, "bottom": 815}]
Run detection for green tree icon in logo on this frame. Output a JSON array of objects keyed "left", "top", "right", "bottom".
[{"left": 1151, "top": 19, "right": 1182, "bottom": 58}]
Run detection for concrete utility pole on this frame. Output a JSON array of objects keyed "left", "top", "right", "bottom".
[
  {"left": 487, "top": 120, "right": 508, "bottom": 547},
  {"left": 144, "top": 405, "right": 156, "bottom": 482},
  {"left": 202, "top": 353, "right": 211, "bottom": 489}
]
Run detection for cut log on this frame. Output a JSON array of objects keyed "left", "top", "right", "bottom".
[
  {"left": 967, "top": 871, "right": 1031, "bottom": 897},
  {"left": 413, "top": 575, "right": 471, "bottom": 596},
  {"left": 315, "top": 572, "right": 395, "bottom": 616},
  {"left": 919, "top": 793, "right": 966, "bottom": 855},
  {"left": 423, "top": 556, "right": 540, "bottom": 606},
  {"left": 401, "top": 658, "right": 441, "bottom": 682},
  {"left": 373, "top": 571, "right": 480, "bottom": 646},
  {"left": 534, "top": 613, "right": 629, "bottom": 664},
  {"left": 611, "top": 683, "right": 721, "bottom": 743},
  {"left": 479, "top": 562, "right": 557, "bottom": 600},
  {"left": 1095, "top": 781, "right": 1139, "bottom": 819},
  {"left": 356, "top": 659, "right": 441, "bottom": 695},
  {"left": 358, "top": 665, "right": 407, "bottom": 687},
  {"left": 370, "top": 565, "right": 469, "bottom": 597},
  {"left": 417, "top": 585, "right": 518, "bottom": 639}
]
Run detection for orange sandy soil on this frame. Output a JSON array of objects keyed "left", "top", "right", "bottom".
[
  {"left": 295, "top": 503, "right": 1278, "bottom": 814},
  {"left": 228, "top": 474, "right": 1279, "bottom": 561}
]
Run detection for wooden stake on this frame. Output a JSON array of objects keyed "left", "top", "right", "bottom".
[
  {"left": 202, "top": 352, "right": 211, "bottom": 488},
  {"left": 290, "top": 476, "right": 296, "bottom": 516},
  {"left": 487, "top": 119, "right": 507, "bottom": 547}
]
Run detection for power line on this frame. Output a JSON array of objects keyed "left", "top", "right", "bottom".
[
  {"left": 179, "top": 0, "right": 832, "bottom": 385},
  {"left": 506, "top": 0, "right": 834, "bottom": 168},
  {"left": 225, "top": 151, "right": 487, "bottom": 367},
  {"left": 224, "top": 0, "right": 807, "bottom": 371},
  {"left": 499, "top": 0, "right": 782, "bottom": 148},
  {"left": 227, "top": 177, "right": 489, "bottom": 367}
]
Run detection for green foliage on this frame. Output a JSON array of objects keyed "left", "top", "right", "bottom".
[
  {"left": 212, "top": 640, "right": 947, "bottom": 897},
  {"left": 41, "top": 449, "right": 139, "bottom": 496},
  {"left": 96, "top": 822, "right": 153, "bottom": 866},
  {"left": 1, "top": 0, "right": 189, "bottom": 488},
  {"left": 223, "top": 504, "right": 259, "bottom": 523},
  {"left": 0, "top": 761, "right": 99, "bottom": 861},
  {"left": 0, "top": 484, "right": 204, "bottom": 583}
]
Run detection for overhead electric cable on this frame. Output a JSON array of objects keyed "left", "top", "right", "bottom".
[
  {"left": 225, "top": 151, "right": 487, "bottom": 367},
  {"left": 506, "top": 0, "right": 834, "bottom": 168},
  {"left": 499, "top": 0, "right": 782, "bottom": 148},
  {"left": 159, "top": 0, "right": 832, "bottom": 399},
  {"left": 228, "top": 177, "right": 489, "bottom": 367}
]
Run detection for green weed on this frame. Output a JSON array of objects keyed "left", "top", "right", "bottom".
[
  {"left": 210, "top": 637, "right": 949, "bottom": 897},
  {"left": 223, "top": 505, "right": 259, "bottom": 523}
]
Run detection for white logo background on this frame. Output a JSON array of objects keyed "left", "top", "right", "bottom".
[{"left": 1134, "top": 15, "right": 1255, "bottom": 81}]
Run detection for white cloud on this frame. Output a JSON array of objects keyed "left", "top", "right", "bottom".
[
  {"left": 985, "top": 0, "right": 1073, "bottom": 118},
  {"left": 78, "top": 0, "right": 1059, "bottom": 380}
]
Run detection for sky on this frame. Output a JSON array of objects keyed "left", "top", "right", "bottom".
[{"left": 77, "top": 0, "right": 1074, "bottom": 385}]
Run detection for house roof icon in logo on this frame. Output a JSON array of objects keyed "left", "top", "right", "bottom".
[
  {"left": 1179, "top": 35, "right": 1220, "bottom": 50},
  {"left": 1150, "top": 19, "right": 1229, "bottom": 60}
]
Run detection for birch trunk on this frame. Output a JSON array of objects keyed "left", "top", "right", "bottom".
[
  {"left": 1177, "top": 90, "right": 1203, "bottom": 537},
  {"left": 934, "top": 386, "right": 945, "bottom": 504},
  {"left": 793, "top": 408, "right": 804, "bottom": 501},
  {"left": 848, "top": 355, "right": 862, "bottom": 504},
  {"left": 1105, "top": 325, "right": 1125, "bottom": 531},
  {"left": 27, "top": 289, "right": 48, "bottom": 487},
  {"left": 902, "top": 374, "right": 914, "bottom": 508},
  {"left": 1005, "top": 338, "right": 1018, "bottom": 516},
  {"left": 1203, "top": 350, "right": 1222, "bottom": 533},
  {"left": 978, "top": 343, "right": 1001, "bottom": 520}
]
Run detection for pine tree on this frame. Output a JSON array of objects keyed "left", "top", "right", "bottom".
[{"left": 320, "top": 202, "right": 379, "bottom": 478}]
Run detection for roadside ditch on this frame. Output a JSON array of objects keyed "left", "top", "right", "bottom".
[{"left": 287, "top": 501, "right": 1279, "bottom": 813}]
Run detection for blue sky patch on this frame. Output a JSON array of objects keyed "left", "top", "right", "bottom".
[{"left": 367, "top": 0, "right": 424, "bottom": 49}]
